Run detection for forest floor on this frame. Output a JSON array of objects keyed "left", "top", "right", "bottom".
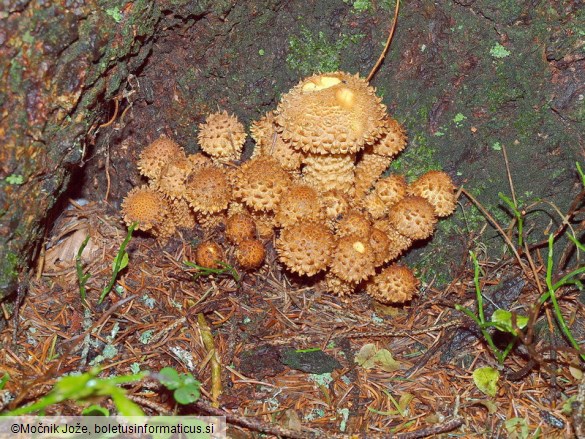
[{"left": 0, "top": 187, "right": 583, "bottom": 438}]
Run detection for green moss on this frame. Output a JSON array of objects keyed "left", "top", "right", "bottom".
[
  {"left": 389, "top": 132, "right": 441, "bottom": 182},
  {"left": 286, "top": 25, "right": 364, "bottom": 76}
]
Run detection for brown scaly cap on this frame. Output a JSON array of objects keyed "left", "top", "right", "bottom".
[
  {"left": 335, "top": 210, "right": 372, "bottom": 239},
  {"left": 225, "top": 212, "right": 257, "bottom": 244},
  {"left": 197, "top": 110, "right": 246, "bottom": 163},
  {"left": 250, "top": 111, "right": 303, "bottom": 172},
  {"left": 195, "top": 241, "right": 225, "bottom": 269},
  {"left": 275, "top": 72, "right": 387, "bottom": 155},
  {"left": 366, "top": 264, "right": 419, "bottom": 304},
  {"left": 138, "top": 137, "right": 186, "bottom": 181},
  {"left": 276, "top": 222, "right": 334, "bottom": 276},
  {"left": 184, "top": 164, "right": 232, "bottom": 214},
  {"left": 370, "top": 116, "right": 407, "bottom": 158},
  {"left": 275, "top": 183, "right": 324, "bottom": 228},
  {"left": 330, "top": 235, "right": 376, "bottom": 283},
  {"left": 409, "top": 170, "right": 457, "bottom": 217},
  {"left": 121, "top": 185, "right": 170, "bottom": 232},
  {"left": 234, "top": 156, "right": 292, "bottom": 212},
  {"left": 388, "top": 196, "right": 437, "bottom": 241},
  {"left": 236, "top": 239, "right": 266, "bottom": 270}
]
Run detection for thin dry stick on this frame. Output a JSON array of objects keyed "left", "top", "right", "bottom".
[
  {"left": 501, "top": 144, "right": 517, "bottom": 207},
  {"left": 197, "top": 313, "right": 222, "bottom": 408},
  {"left": 460, "top": 188, "right": 528, "bottom": 271},
  {"left": 366, "top": 0, "right": 400, "bottom": 82},
  {"left": 395, "top": 417, "right": 463, "bottom": 439},
  {"left": 194, "top": 400, "right": 315, "bottom": 439}
]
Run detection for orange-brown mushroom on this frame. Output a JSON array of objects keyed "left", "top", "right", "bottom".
[
  {"left": 409, "top": 170, "right": 457, "bottom": 217},
  {"left": 138, "top": 137, "right": 186, "bottom": 181},
  {"left": 388, "top": 196, "right": 437, "bottom": 241},
  {"left": 225, "top": 212, "right": 257, "bottom": 244},
  {"left": 197, "top": 110, "right": 246, "bottom": 163},
  {"left": 366, "top": 264, "right": 419, "bottom": 304},
  {"left": 236, "top": 239, "right": 266, "bottom": 270},
  {"left": 184, "top": 164, "right": 232, "bottom": 214},
  {"left": 276, "top": 222, "right": 334, "bottom": 276},
  {"left": 195, "top": 241, "right": 225, "bottom": 269}
]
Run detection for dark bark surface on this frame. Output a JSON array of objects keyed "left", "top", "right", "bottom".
[{"left": 1, "top": 0, "right": 583, "bottom": 298}]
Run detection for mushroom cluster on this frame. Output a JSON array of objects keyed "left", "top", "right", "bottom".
[{"left": 121, "top": 72, "right": 458, "bottom": 304}]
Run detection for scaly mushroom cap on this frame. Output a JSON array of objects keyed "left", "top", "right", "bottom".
[
  {"left": 196, "top": 211, "right": 226, "bottom": 230},
  {"left": 170, "top": 199, "right": 197, "bottom": 229},
  {"left": 185, "top": 164, "right": 232, "bottom": 214},
  {"left": 121, "top": 186, "right": 170, "bottom": 232},
  {"left": 324, "top": 272, "right": 357, "bottom": 297},
  {"left": 321, "top": 190, "right": 350, "bottom": 225},
  {"left": 138, "top": 137, "right": 186, "bottom": 180},
  {"left": 251, "top": 111, "right": 303, "bottom": 172},
  {"left": 156, "top": 158, "right": 191, "bottom": 200},
  {"left": 366, "top": 264, "right": 419, "bottom": 304},
  {"left": 195, "top": 241, "right": 225, "bottom": 269},
  {"left": 276, "top": 222, "right": 334, "bottom": 276},
  {"left": 188, "top": 152, "right": 211, "bottom": 169},
  {"left": 234, "top": 156, "right": 291, "bottom": 211},
  {"left": 251, "top": 211, "right": 277, "bottom": 239},
  {"left": 353, "top": 148, "right": 393, "bottom": 200},
  {"left": 369, "top": 227, "right": 391, "bottom": 267},
  {"left": 373, "top": 220, "right": 413, "bottom": 261},
  {"left": 330, "top": 235, "right": 376, "bottom": 283},
  {"left": 236, "top": 239, "right": 266, "bottom": 270},
  {"left": 388, "top": 196, "right": 437, "bottom": 240},
  {"left": 225, "top": 212, "right": 257, "bottom": 244},
  {"left": 275, "top": 72, "right": 387, "bottom": 155},
  {"left": 409, "top": 171, "right": 457, "bottom": 217},
  {"left": 362, "top": 192, "right": 388, "bottom": 220},
  {"left": 275, "top": 183, "right": 324, "bottom": 228},
  {"left": 335, "top": 210, "right": 372, "bottom": 239},
  {"left": 197, "top": 110, "right": 246, "bottom": 162},
  {"left": 370, "top": 116, "right": 407, "bottom": 158},
  {"left": 374, "top": 174, "right": 408, "bottom": 207},
  {"left": 302, "top": 153, "right": 356, "bottom": 194}
]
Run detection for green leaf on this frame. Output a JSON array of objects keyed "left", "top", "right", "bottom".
[
  {"left": 491, "top": 309, "right": 528, "bottom": 334},
  {"left": 355, "top": 344, "right": 378, "bottom": 369},
  {"left": 82, "top": 404, "right": 110, "bottom": 416},
  {"left": 113, "top": 252, "right": 129, "bottom": 271},
  {"left": 173, "top": 384, "right": 201, "bottom": 405},
  {"left": 373, "top": 349, "right": 400, "bottom": 373},
  {"left": 354, "top": 344, "right": 400, "bottom": 372},
  {"left": 473, "top": 366, "right": 500, "bottom": 397},
  {"left": 110, "top": 390, "right": 145, "bottom": 416},
  {"left": 505, "top": 417, "right": 529, "bottom": 439},
  {"left": 0, "top": 373, "right": 9, "bottom": 390},
  {"left": 158, "top": 367, "right": 181, "bottom": 390}
]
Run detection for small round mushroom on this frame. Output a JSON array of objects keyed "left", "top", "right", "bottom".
[
  {"left": 138, "top": 137, "right": 186, "bottom": 181},
  {"left": 370, "top": 116, "right": 407, "bottom": 158},
  {"left": 121, "top": 186, "right": 172, "bottom": 235},
  {"left": 275, "top": 183, "right": 324, "bottom": 228},
  {"left": 276, "top": 222, "right": 334, "bottom": 276},
  {"left": 374, "top": 174, "right": 408, "bottom": 208},
  {"left": 409, "top": 170, "right": 457, "bottom": 217},
  {"left": 155, "top": 158, "right": 191, "bottom": 200},
  {"left": 330, "top": 234, "right": 376, "bottom": 283},
  {"left": 388, "top": 196, "right": 437, "bottom": 241},
  {"left": 234, "top": 156, "right": 291, "bottom": 212},
  {"left": 236, "top": 239, "right": 266, "bottom": 270},
  {"left": 184, "top": 164, "right": 232, "bottom": 214},
  {"left": 335, "top": 210, "right": 372, "bottom": 239},
  {"left": 366, "top": 264, "right": 419, "bottom": 304},
  {"left": 324, "top": 271, "right": 357, "bottom": 297},
  {"left": 197, "top": 110, "right": 247, "bottom": 163},
  {"left": 225, "top": 212, "right": 257, "bottom": 244},
  {"left": 195, "top": 241, "right": 225, "bottom": 269}
]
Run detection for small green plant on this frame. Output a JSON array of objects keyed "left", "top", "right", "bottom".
[
  {"left": 99, "top": 223, "right": 136, "bottom": 303},
  {"left": 183, "top": 260, "right": 240, "bottom": 285},
  {"left": 1, "top": 367, "right": 146, "bottom": 416},
  {"left": 499, "top": 192, "right": 524, "bottom": 247},
  {"left": 157, "top": 367, "right": 201, "bottom": 405},
  {"left": 76, "top": 236, "right": 92, "bottom": 303},
  {"left": 455, "top": 251, "right": 528, "bottom": 364},
  {"left": 75, "top": 223, "right": 136, "bottom": 304}
]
